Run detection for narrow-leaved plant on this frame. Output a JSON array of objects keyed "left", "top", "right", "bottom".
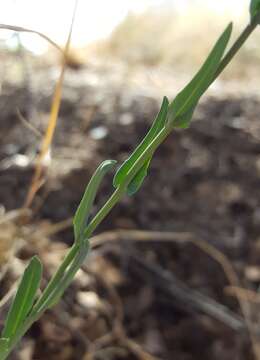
[{"left": 1, "top": 1, "right": 260, "bottom": 358}]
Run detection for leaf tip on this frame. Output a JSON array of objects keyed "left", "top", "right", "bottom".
[
  {"left": 30, "top": 256, "right": 42, "bottom": 270},
  {"left": 250, "top": 0, "right": 260, "bottom": 22},
  {"left": 227, "top": 22, "right": 233, "bottom": 35}
]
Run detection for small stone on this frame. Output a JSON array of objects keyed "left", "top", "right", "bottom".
[
  {"left": 119, "top": 112, "right": 134, "bottom": 126},
  {"left": 245, "top": 266, "right": 260, "bottom": 282},
  {"left": 89, "top": 126, "right": 108, "bottom": 140},
  {"left": 77, "top": 291, "right": 103, "bottom": 310}
]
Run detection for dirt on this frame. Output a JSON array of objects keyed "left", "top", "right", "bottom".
[{"left": 1, "top": 62, "right": 260, "bottom": 359}]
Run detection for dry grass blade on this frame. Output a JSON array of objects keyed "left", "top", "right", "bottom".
[
  {"left": 85, "top": 229, "right": 260, "bottom": 357},
  {"left": 0, "top": 281, "right": 18, "bottom": 309},
  {"left": 0, "top": 209, "right": 31, "bottom": 226},
  {"left": 82, "top": 267, "right": 160, "bottom": 360},
  {"left": 16, "top": 109, "right": 42, "bottom": 138},
  {"left": 23, "top": 0, "right": 78, "bottom": 209},
  {"left": 0, "top": 24, "right": 63, "bottom": 53},
  {"left": 191, "top": 239, "right": 260, "bottom": 360},
  {"left": 90, "top": 229, "right": 192, "bottom": 248},
  {"left": 225, "top": 286, "right": 260, "bottom": 304}
]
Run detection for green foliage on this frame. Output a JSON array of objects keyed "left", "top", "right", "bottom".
[
  {"left": 167, "top": 23, "right": 232, "bottom": 129},
  {"left": 39, "top": 242, "right": 89, "bottom": 310},
  {"left": 250, "top": 0, "right": 260, "bottom": 22},
  {"left": 73, "top": 160, "right": 117, "bottom": 243},
  {"left": 126, "top": 157, "right": 151, "bottom": 196},
  {"left": 1, "top": 257, "right": 42, "bottom": 340},
  {"left": 113, "top": 96, "right": 169, "bottom": 195}
]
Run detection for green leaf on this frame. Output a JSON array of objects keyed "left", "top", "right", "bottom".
[
  {"left": 170, "top": 103, "right": 197, "bottom": 129},
  {"left": 2, "top": 257, "right": 42, "bottom": 340},
  {"left": 43, "top": 242, "right": 89, "bottom": 310},
  {"left": 167, "top": 23, "right": 232, "bottom": 129},
  {"left": 73, "top": 160, "right": 117, "bottom": 243},
  {"left": 250, "top": 0, "right": 260, "bottom": 22},
  {"left": 113, "top": 96, "right": 169, "bottom": 194},
  {"left": 127, "top": 158, "right": 151, "bottom": 196}
]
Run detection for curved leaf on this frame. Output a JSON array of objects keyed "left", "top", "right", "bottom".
[
  {"left": 168, "top": 23, "right": 232, "bottom": 129},
  {"left": 2, "top": 257, "right": 42, "bottom": 340},
  {"left": 127, "top": 158, "right": 151, "bottom": 196},
  {"left": 73, "top": 160, "right": 117, "bottom": 243},
  {"left": 113, "top": 96, "right": 169, "bottom": 193}
]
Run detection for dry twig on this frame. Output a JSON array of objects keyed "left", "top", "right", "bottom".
[
  {"left": 23, "top": 0, "right": 78, "bottom": 208},
  {"left": 0, "top": 24, "right": 62, "bottom": 53},
  {"left": 82, "top": 266, "right": 161, "bottom": 360},
  {"left": 190, "top": 239, "right": 260, "bottom": 359}
]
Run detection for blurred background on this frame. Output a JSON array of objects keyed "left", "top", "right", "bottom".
[
  {"left": 1, "top": 1, "right": 260, "bottom": 359},
  {"left": 0, "top": 0, "right": 259, "bottom": 78}
]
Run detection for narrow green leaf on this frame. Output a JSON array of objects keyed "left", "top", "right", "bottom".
[
  {"left": 113, "top": 96, "right": 169, "bottom": 191},
  {"left": 73, "top": 160, "right": 117, "bottom": 243},
  {"left": 127, "top": 158, "right": 151, "bottom": 196},
  {"left": 167, "top": 23, "right": 232, "bottom": 128},
  {"left": 34, "top": 243, "right": 89, "bottom": 313},
  {"left": 250, "top": 0, "right": 260, "bottom": 22},
  {"left": 170, "top": 103, "right": 197, "bottom": 129},
  {"left": 2, "top": 257, "right": 42, "bottom": 340},
  {"left": 43, "top": 242, "right": 89, "bottom": 310}
]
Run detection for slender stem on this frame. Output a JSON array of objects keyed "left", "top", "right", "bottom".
[
  {"left": 36, "top": 243, "right": 89, "bottom": 312},
  {"left": 31, "top": 242, "right": 78, "bottom": 314},
  {"left": 84, "top": 125, "right": 171, "bottom": 239},
  {"left": 84, "top": 186, "right": 125, "bottom": 238},
  {"left": 214, "top": 13, "right": 260, "bottom": 79}
]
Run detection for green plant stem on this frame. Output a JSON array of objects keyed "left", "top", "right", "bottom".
[
  {"left": 84, "top": 126, "right": 171, "bottom": 239},
  {"left": 31, "top": 242, "right": 79, "bottom": 314},
  {"left": 214, "top": 13, "right": 260, "bottom": 79},
  {"left": 37, "top": 242, "right": 89, "bottom": 311}
]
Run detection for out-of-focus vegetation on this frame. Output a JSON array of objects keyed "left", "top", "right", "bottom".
[{"left": 101, "top": 5, "right": 260, "bottom": 79}]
